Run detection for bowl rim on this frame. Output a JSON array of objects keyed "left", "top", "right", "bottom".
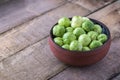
[{"left": 49, "top": 18, "right": 111, "bottom": 54}]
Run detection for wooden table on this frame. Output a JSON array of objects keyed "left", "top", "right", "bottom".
[{"left": 0, "top": 0, "right": 120, "bottom": 80}]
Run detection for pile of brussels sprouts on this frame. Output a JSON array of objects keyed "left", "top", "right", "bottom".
[{"left": 52, "top": 16, "right": 107, "bottom": 51}]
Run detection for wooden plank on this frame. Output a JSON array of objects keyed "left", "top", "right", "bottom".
[
  {"left": 71, "top": 0, "right": 115, "bottom": 11},
  {"left": 0, "top": 2, "right": 90, "bottom": 66},
  {"left": 0, "top": 0, "right": 66, "bottom": 34},
  {"left": 0, "top": 0, "right": 9, "bottom": 4},
  {"left": 0, "top": 38, "right": 67, "bottom": 80},
  {"left": 50, "top": 1, "right": 120, "bottom": 80}
]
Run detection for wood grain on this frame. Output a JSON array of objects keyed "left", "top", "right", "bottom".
[
  {"left": 0, "top": 38, "right": 67, "bottom": 80},
  {"left": 72, "top": 0, "right": 115, "bottom": 11}
]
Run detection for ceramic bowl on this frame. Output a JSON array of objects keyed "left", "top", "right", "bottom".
[{"left": 49, "top": 18, "right": 111, "bottom": 66}]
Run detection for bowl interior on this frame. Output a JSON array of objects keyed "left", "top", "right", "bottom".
[{"left": 50, "top": 18, "right": 110, "bottom": 52}]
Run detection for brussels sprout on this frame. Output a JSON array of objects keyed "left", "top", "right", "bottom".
[
  {"left": 82, "top": 20, "right": 94, "bottom": 32},
  {"left": 54, "top": 37, "right": 63, "bottom": 46},
  {"left": 66, "top": 27, "right": 74, "bottom": 32},
  {"left": 88, "top": 31, "right": 98, "bottom": 40},
  {"left": 82, "top": 17, "right": 90, "bottom": 22},
  {"left": 78, "top": 34, "right": 91, "bottom": 46},
  {"left": 69, "top": 40, "right": 82, "bottom": 51},
  {"left": 63, "top": 39, "right": 70, "bottom": 44},
  {"left": 58, "top": 17, "right": 70, "bottom": 27},
  {"left": 70, "top": 40, "right": 78, "bottom": 50},
  {"left": 97, "top": 34, "right": 107, "bottom": 43},
  {"left": 82, "top": 47, "right": 90, "bottom": 51},
  {"left": 73, "top": 28, "right": 86, "bottom": 37},
  {"left": 62, "top": 44, "right": 69, "bottom": 50},
  {"left": 93, "top": 24, "right": 102, "bottom": 34},
  {"left": 71, "top": 16, "right": 83, "bottom": 28},
  {"left": 63, "top": 32, "right": 76, "bottom": 42},
  {"left": 53, "top": 25, "right": 65, "bottom": 37},
  {"left": 89, "top": 40, "right": 103, "bottom": 49}
]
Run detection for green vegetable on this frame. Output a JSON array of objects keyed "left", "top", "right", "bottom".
[
  {"left": 58, "top": 17, "right": 70, "bottom": 27},
  {"left": 53, "top": 25, "right": 65, "bottom": 37},
  {"left": 78, "top": 34, "right": 91, "bottom": 46},
  {"left": 73, "top": 28, "right": 86, "bottom": 37},
  {"left": 70, "top": 40, "right": 78, "bottom": 50},
  {"left": 88, "top": 31, "right": 98, "bottom": 40},
  {"left": 97, "top": 34, "right": 107, "bottom": 43},
  {"left": 93, "top": 24, "right": 102, "bottom": 34},
  {"left": 82, "top": 20, "right": 94, "bottom": 32},
  {"left": 54, "top": 37, "right": 63, "bottom": 46},
  {"left": 63, "top": 39, "right": 70, "bottom": 44},
  {"left": 71, "top": 16, "right": 83, "bottom": 28},
  {"left": 66, "top": 27, "right": 74, "bottom": 32},
  {"left": 52, "top": 16, "right": 108, "bottom": 51},
  {"left": 63, "top": 32, "right": 76, "bottom": 42},
  {"left": 62, "top": 44, "right": 69, "bottom": 50},
  {"left": 89, "top": 40, "right": 103, "bottom": 49},
  {"left": 82, "top": 17, "right": 90, "bottom": 22},
  {"left": 70, "top": 40, "right": 82, "bottom": 51},
  {"left": 82, "top": 47, "right": 90, "bottom": 51}
]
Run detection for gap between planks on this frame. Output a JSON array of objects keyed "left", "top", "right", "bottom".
[{"left": 107, "top": 72, "right": 120, "bottom": 80}]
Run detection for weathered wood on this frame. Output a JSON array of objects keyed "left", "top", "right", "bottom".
[
  {"left": 0, "top": 0, "right": 66, "bottom": 34},
  {"left": 0, "top": 2, "right": 90, "bottom": 66},
  {"left": 0, "top": 0, "right": 9, "bottom": 4},
  {"left": 50, "top": 1, "right": 120, "bottom": 80},
  {"left": 0, "top": 38, "right": 67, "bottom": 80},
  {"left": 71, "top": 0, "right": 115, "bottom": 11},
  {"left": 113, "top": 74, "right": 120, "bottom": 80}
]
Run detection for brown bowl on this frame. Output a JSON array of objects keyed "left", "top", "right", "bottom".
[{"left": 49, "top": 18, "right": 111, "bottom": 66}]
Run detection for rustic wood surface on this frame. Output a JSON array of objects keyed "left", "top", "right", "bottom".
[
  {"left": 71, "top": 0, "right": 115, "bottom": 11},
  {"left": 0, "top": 0, "right": 119, "bottom": 80}
]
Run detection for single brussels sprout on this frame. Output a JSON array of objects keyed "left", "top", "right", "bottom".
[
  {"left": 82, "top": 20, "right": 94, "bottom": 32},
  {"left": 93, "top": 24, "right": 102, "bottom": 34},
  {"left": 71, "top": 16, "right": 83, "bottom": 28},
  {"left": 69, "top": 40, "right": 80, "bottom": 51},
  {"left": 63, "top": 32, "right": 76, "bottom": 42},
  {"left": 66, "top": 27, "right": 74, "bottom": 32},
  {"left": 82, "top": 17, "right": 90, "bottom": 22},
  {"left": 82, "top": 47, "right": 90, "bottom": 51},
  {"left": 63, "top": 39, "right": 70, "bottom": 44},
  {"left": 62, "top": 44, "right": 69, "bottom": 50},
  {"left": 89, "top": 40, "right": 103, "bottom": 49},
  {"left": 97, "top": 34, "right": 108, "bottom": 43},
  {"left": 73, "top": 28, "right": 86, "bottom": 37},
  {"left": 78, "top": 34, "right": 91, "bottom": 46},
  {"left": 53, "top": 25, "right": 65, "bottom": 37},
  {"left": 88, "top": 31, "right": 98, "bottom": 40},
  {"left": 58, "top": 17, "right": 71, "bottom": 27},
  {"left": 54, "top": 37, "right": 63, "bottom": 46}
]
